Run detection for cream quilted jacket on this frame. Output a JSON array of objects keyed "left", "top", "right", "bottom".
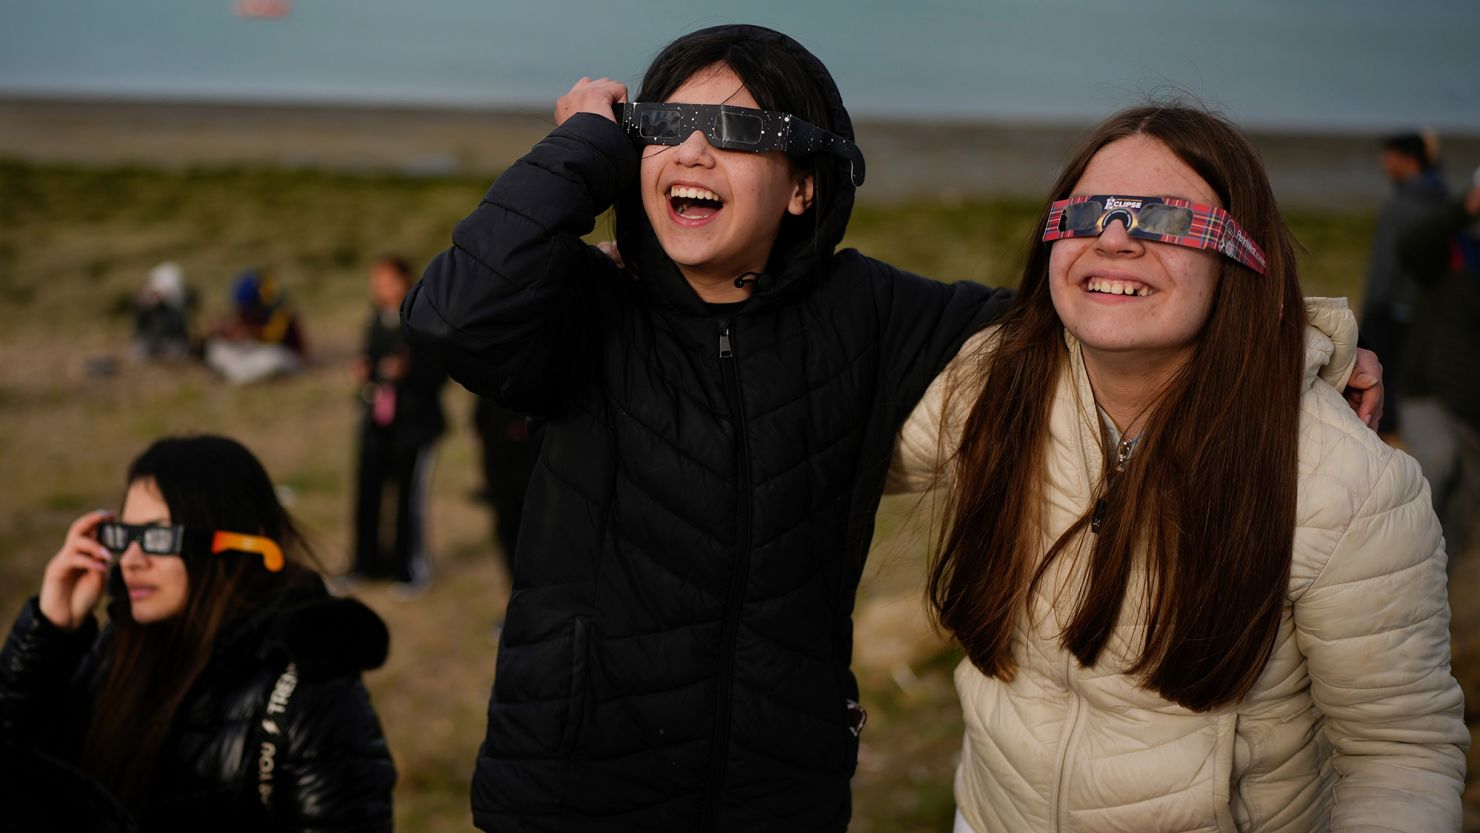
[{"left": 892, "top": 299, "right": 1467, "bottom": 833}]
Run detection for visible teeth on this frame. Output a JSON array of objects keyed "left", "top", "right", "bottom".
[
  {"left": 669, "top": 185, "right": 721, "bottom": 202},
  {"left": 1086, "top": 277, "right": 1154, "bottom": 296}
]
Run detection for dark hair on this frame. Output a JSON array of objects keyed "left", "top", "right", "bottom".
[
  {"left": 81, "top": 435, "right": 317, "bottom": 810},
  {"left": 374, "top": 254, "right": 414, "bottom": 283},
  {"left": 613, "top": 27, "right": 840, "bottom": 278},
  {"left": 1382, "top": 132, "right": 1435, "bottom": 170},
  {"left": 929, "top": 104, "right": 1307, "bottom": 712}
]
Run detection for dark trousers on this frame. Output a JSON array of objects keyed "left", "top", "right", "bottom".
[{"left": 353, "top": 422, "right": 436, "bottom": 583}]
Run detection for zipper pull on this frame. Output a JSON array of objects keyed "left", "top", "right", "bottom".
[{"left": 719, "top": 328, "right": 733, "bottom": 358}]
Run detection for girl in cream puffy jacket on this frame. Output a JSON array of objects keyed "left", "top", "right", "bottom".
[{"left": 892, "top": 105, "right": 1466, "bottom": 833}]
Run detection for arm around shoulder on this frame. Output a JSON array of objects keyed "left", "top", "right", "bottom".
[
  {"left": 867, "top": 258, "right": 1013, "bottom": 411},
  {"left": 1292, "top": 449, "right": 1467, "bottom": 831}
]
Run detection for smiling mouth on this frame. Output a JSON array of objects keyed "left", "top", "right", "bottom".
[
  {"left": 669, "top": 185, "right": 724, "bottom": 220},
  {"left": 1086, "top": 277, "right": 1155, "bottom": 297}
]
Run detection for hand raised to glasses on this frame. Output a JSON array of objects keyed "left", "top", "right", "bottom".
[
  {"left": 555, "top": 77, "right": 627, "bottom": 126},
  {"left": 39, "top": 510, "right": 115, "bottom": 631}
]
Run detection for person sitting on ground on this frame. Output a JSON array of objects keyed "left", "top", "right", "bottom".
[
  {"left": 131, "top": 261, "right": 194, "bottom": 361},
  {"left": 0, "top": 435, "right": 396, "bottom": 832},
  {"left": 204, "top": 269, "right": 308, "bottom": 384}
]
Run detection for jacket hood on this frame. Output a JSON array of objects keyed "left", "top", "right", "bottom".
[
  {"left": 623, "top": 24, "right": 859, "bottom": 314},
  {"left": 213, "top": 580, "right": 390, "bottom": 679}
]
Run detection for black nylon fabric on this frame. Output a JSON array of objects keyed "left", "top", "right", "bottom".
[
  {"left": 403, "top": 24, "right": 1013, "bottom": 832},
  {"left": 0, "top": 584, "right": 396, "bottom": 833}
]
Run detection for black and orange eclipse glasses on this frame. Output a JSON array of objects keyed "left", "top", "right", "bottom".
[{"left": 96, "top": 521, "right": 284, "bottom": 572}]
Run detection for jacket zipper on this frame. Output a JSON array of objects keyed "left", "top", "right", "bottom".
[
  {"left": 704, "top": 322, "right": 754, "bottom": 830},
  {"left": 1050, "top": 648, "right": 1083, "bottom": 832},
  {"left": 1063, "top": 432, "right": 1133, "bottom": 825},
  {"left": 1091, "top": 437, "right": 1137, "bottom": 533}
]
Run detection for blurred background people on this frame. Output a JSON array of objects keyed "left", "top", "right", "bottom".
[
  {"left": 0, "top": 435, "right": 395, "bottom": 832},
  {"left": 130, "top": 261, "right": 194, "bottom": 362},
  {"left": 204, "top": 268, "right": 308, "bottom": 384},
  {"left": 348, "top": 255, "right": 446, "bottom": 591},
  {"left": 1398, "top": 171, "right": 1480, "bottom": 560},
  {"left": 1361, "top": 130, "right": 1450, "bottom": 436}
]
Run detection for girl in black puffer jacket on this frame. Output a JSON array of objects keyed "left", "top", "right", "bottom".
[{"left": 0, "top": 435, "right": 396, "bottom": 833}]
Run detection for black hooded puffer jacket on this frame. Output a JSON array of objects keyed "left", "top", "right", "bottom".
[
  {"left": 0, "top": 582, "right": 396, "bottom": 832},
  {"left": 403, "top": 24, "right": 1011, "bottom": 832}
]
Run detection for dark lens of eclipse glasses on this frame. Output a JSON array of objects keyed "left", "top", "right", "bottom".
[
  {"left": 1135, "top": 203, "right": 1194, "bottom": 236},
  {"left": 715, "top": 110, "right": 764, "bottom": 146},
  {"left": 638, "top": 108, "right": 683, "bottom": 140}
]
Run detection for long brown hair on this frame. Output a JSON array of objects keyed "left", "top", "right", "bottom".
[
  {"left": 928, "top": 105, "right": 1307, "bottom": 712},
  {"left": 81, "top": 435, "right": 317, "bottom": 809}
]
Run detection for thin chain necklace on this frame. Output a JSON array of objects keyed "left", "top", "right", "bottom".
[{"left": 1092, "top": 410, "right": 1143, "bottom": 534}]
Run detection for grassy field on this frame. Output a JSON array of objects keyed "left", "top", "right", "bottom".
[{"left": 1, "top": 159, "right": 1471, "bottom": 831}]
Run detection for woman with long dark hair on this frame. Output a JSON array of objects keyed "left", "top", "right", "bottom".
[
  {"left": 0, "top": 435, "right": 396, "bottom": 831},
  {"left": 893, "top": 105, "right": 1466, "bottom": 831}
]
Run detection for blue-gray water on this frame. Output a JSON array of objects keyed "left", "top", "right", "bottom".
[{"left": 1, "top": 0, "right": 1477, "bottom": 133}]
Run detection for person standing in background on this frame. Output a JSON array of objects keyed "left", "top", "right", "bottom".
[
  {"left": 350, "top": 255, "right": 446, "bottom": 591},
  {"left": 1398, "top": 171, "right": 1480, "bottom": 560},
  {"left": 1361, "top": 131, "right": 1449, "bottom": 436}
]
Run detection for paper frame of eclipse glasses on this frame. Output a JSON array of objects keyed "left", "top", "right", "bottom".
[
  {"left": 615, "top": 101, "right": 867, "bottom": 188},
  {"left": 1041, "top": 195, "right": 1268, "bottom": 275},
  {"left": 95, "top": 521, "right": 285, "bottom": 573}
]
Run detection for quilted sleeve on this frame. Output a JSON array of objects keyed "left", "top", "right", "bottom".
[
  {"left": 0, "top": 597, "right": 97, "bottom": 753},
  {"left": 866, "top": 258, "right": 1014, "bottom": 429},
  {"left": 401, "top": 113, "right": 636, "bottom": 415},
  {"left": 1293, "top": 450, "right": 1467, "bottom": 832},
  {"left": 886, "top": 329, "right": 995, "bottom": 494}
]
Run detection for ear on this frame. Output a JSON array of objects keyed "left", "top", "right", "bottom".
[{"left": 787, "top": 171, "right": 816, "bottom": 216}]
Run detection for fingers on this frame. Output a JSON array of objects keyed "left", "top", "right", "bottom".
[
  {"left": 65, "top": 509, "right": 112, "bottom": 541},
  {"left": 555, "top": 77, "right": 628, "bottom": 126},
  {"left": 1345, "top": 348, "right": 1385, "bottom": 431},
  {"left": 595, "top": 240, "right": 625, "bottom": 269},
  {"left": 59, "top": 550, "right": 111, "bottom": 575}
]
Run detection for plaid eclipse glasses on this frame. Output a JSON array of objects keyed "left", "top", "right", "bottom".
[
  {"left": 96, "top": 521, "right": 285, "bottom": 572},
  {"left": 1042, "top": 195, "right": 1267, "bottom": 275},
  {"left": 616, "top": 101, "right": 866, "bottom": 188}
]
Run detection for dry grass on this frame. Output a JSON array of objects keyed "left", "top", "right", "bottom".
[{"left": 4, "top": 160, "right": 1470, "bottom": 832}]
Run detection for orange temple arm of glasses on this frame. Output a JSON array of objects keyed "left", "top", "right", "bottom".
[{"left": 211, "top": 531, "right": 285, "bottom": 572}]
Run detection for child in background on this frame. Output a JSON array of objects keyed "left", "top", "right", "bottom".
[{"left": 350, "top": 255, "right": 446, "bottom": 590}]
